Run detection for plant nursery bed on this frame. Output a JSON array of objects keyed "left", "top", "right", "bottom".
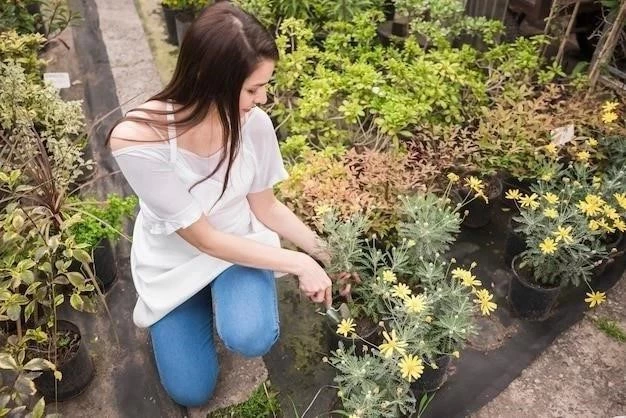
[{"left": 263, "top": 203, "right": 625, "bottom": 417}]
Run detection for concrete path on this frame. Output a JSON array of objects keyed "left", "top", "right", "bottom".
[{"left": 474, "top": 277, "right": 626, "bottom": 418}]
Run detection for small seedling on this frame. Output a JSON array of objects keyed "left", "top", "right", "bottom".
[{"left": 594, "top": 317, "right": 626, "bottom": 342}]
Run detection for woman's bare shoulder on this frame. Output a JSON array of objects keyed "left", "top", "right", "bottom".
[{"left": 109, "top": 100, "right": 169, "bottom": 151}]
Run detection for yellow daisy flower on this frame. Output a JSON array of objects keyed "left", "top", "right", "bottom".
[
  {"left": 404, "top": 294, "right": 427, "bottom": 314},
  {"left": 407, "top": 239, "right": 416, "bottom": 248},
  {"left": 544, "top": 143, "right": 558, "bottom": 156},
  {"left": 398, "top": 354, "right": 424, "bottom": 382},
  {"left": 602, "top": 101, "right": 619, "bottom": 113},
  {"left": 576, "top": 150, "right": 590, "bottom": 162},
  {"left": 543, "top": 208, "right": 558, "bottom": 219},
  {"left": 614, "top": 193, "right": 626, "bottom": 210},
  {"left": 451, "top": 268, "right": 481, "bottom": 288},
  {"left": 452, "top": 351, "right": 460, "bottom": 358},
  {"left": 505, "top": 189, "right": 521, "bottom": 201},
  {"left": 597, "top": 217, "right": 615, "bottom": 233},
  {"left": 391, "top": 283, "right": 412, "bottom": 300},
  {"left": 336, "top": 318, "right": 356, "bottom": 338},
  {"left": 539, "top": 237, "right": 558, "bottom": 255},
  {"left": 589, "top": 219, "right": 600, "bottom": 231},
  {"left": 465, "top": 176, "right": 484, "bottom": 193},
  {"left": 473, "top": 289, "right": 497, "bottom": 316},
  {"left": 552, "top": 226, "right": 574, "bottom": 244},
  {"left": 543, "top": 193, "right": 559, "bottom": 205},
  {"left": 381, "top": 270, "right": 398, "bottom": 283},
  {"left": 586, "top": 138, "right": 598, "bottom": 147},
  {"left": 577, "top": 195, "right": 605, "bottom": 217},
  {"left": 519, "top": 193, "right": 540, "bottom": 210},
  {"left": 603, "top": 205, "right": 620, "bottom": 221},
  {"left": 602, "top": 111, "right": 618, "bottom": 124},
  {"left": 378, "top": 329, "right": 408, "bottom": 358},
  {"left": 584, "top": 291, "right": 606, "bottom": 308},
  {"left": 613, "top": 218, "right": 626, "bottom": 232},
  {"left": 447, "top": 172, "right": 460, "bottom": 183}
]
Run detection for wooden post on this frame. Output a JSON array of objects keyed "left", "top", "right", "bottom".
[
  {"left": 588, "top": 1, "right": 626, "bottom": 90},
  {"left": 555, "top": 1, "right": 581, "bottom": 66}
]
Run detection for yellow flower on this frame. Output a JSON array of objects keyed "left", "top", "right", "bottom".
[
  {"left": 589, "top": 219, "right": 600, "bottom": 231},
  {"left": 602, "top": 101, "right": 619, "bottom": 113},
  {"left": 391, "top": 283, "right": 412, "bottom": 300},
  {"left": 544, "top": 143, "right": 558, "bottom": 156},
  {"left": 603, "top": 205, "right": 620, "bottom": 221},
  {"left": 398, "top": 354, "right": 424, "bottom": 382},
  {"left": 597, "top": 217, "right": 615, "bottom": 233},
  {"left": 614, "top": 193, "right": 626, "bottom": 210},
  {"left": 543, "top": 193, "right": 559, "bottom": 205},
  {"left": 424, "top": 315, "right": 432, "bottom": 323},
  {"left": 543, "top": 208, "right": 558, "bottom": 219},
  {"left": 586, "top": 138, "right": 598, "bottom": 147},
  {"left": 576, "top": 150, "right": 590, "bottom": 162},
  {"left": 465, "top": 176, "right": 484, "bottom": 193},
  {"left": 382, "top": 270, "right": 398, "bottom": 283},
  {"left": 315, "top": 204, "right": 333, "bottom": 216},
  {"left": 540, "top": 172, "right": 554, "bottom": 182},
  {"left": 584, "top": 291, "right": 606, "bottom": 308},
  {"left": 447, "top": 172, "right": 460, "bottom": 183},
  {"left": 602, "top": 111, "right": 618, "bottom": 124},
  {"left": 336, "top": 318, "right": 356, "bottom": 338},
  {"left": 613, "top": 218, "right": 626, "bottom": 232},
  {"left": 539, "top": 237, "right": 558, "bottom": 255},
  {"left": 407, "top": 239, "right": 416, "bottom": 248},
  {"left": 451, "top": 268, "right": 482, "bottom": 288},
  {"left": 404, "top": 294, "right": 427, "bottom": 314},
  {"left": 552, "top": 226, "right": 574, "bottom": 244},
  {"left": 473, "top": 289, "right": 497, "bottom": 316},
  {"left": 378, "top": 329, "right": 408, "bottom": 358},
  {"left": 452, "top": 351, "right": 460, "bottom": 358},
  {"left": 577, "top": 195, "right": 605, "bottom": 217},
  {"left": 505, "top": 189, "right": 521, "bottom": 201},
  {"left": 519, "top": 193, "right": 540, "bottom": 210}
]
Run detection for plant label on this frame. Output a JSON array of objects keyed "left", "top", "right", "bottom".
[
  {"left": 43, "top": 72, "right": 71, "bottom": 89},
  {"left": 550, "top": 124, "right": 575, "bottom": 146}
]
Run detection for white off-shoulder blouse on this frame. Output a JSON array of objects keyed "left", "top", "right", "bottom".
[{"left": 112, "top": 106, "right": 288, "bottom": 327}]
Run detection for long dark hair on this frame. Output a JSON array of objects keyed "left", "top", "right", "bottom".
[{"left": 107, "top": 2, "right": 279, "bottom": 198}]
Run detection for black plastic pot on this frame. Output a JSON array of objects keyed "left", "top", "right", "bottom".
[
  {"left": 411, "top": 354, "right": 451, "bottom": 394},
  {"left": 175, "top": 11, "right": 194, "bottom": 47},
  {"left": 504, "top": 219, "right": 526, "bottom": 268},
  {"left": 456, "top": 175, "right": 503, "bottom": 229},
  {"left": 34, "top": 320, "right": 94, "bottom": 401},
  {"left": 509, "top": 256, "right": 560, "bottom": 320},
  {"left": 501, "top": 176, "right": 535, "bottom": 210},
  {"left": 592, "top": 232, "right": 624, "bottom": 280},
  {"left": 325, "top": 317, "right": 381, "bottom": 356},
  {"left": 162, "top": 4, "right": 179, "bottom": 45},
  {"left": 69, "top": 238, "right": 118, "bottom": 293}
]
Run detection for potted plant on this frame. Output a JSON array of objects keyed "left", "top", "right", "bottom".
[
  {"left": 507, "top": 171, "right": 611, "bottom": 319},
  {"left": 69, "top": 194, "right": 138, "bottom": 292},
  {"left": 447, "top": 172, "right": 502, "bottom": 229}
]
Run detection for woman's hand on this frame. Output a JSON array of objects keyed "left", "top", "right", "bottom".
[
  {"left": 293, "top": 253, "right": 333, "bottom": 307},
  {"left": 332, "top": 272, "right": 361, "bottom": 302}
]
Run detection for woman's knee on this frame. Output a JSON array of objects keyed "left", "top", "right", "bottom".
[
  {"left": 160, "top": 365, "right": 219, "bottom": 407},
  {"left": 220, "top": 323, "right": 279, "bottom": 357}
]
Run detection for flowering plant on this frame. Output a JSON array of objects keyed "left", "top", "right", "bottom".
[{"left": 506, "top": 165, "right": 612, "bottom": 294}]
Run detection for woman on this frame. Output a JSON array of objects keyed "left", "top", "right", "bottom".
[{"left": 108, "top": 2, "right": 333, "bottom": 407}]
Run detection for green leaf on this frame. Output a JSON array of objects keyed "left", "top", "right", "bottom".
[
  {"left": 54, "top": 294, "right": 64, "bottom": 307},
  {"left": 70, "top": 293, "right": 84, "bottom": 311},
  {"left": 24, "top": 301, "right": 35, "bottom": 322},
  {"left": 73, "top": 249, "right": 92, "bottom": 265},
  {"left": 31, "top": 397, "right": 45, "bottom": 418},
  {"left": 0, "top": 354, "right": 18, "bottom": 370},
  {"left": 7, "top": 303, "right": 21, "bottom": 322},
  {"left": 24, "top": 358, "right": 54, "bottom": 371},
  {"left": 66, "top": 272, "right": 85, "bottom": 288}
]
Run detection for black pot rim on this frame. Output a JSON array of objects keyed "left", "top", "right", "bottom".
[{"left": 511, "top": 255, "right": 561, "bottom": 292}]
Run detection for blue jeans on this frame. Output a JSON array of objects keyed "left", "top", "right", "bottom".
[{"left": 149, "top": 265, "right": 280, "bottom": 407}]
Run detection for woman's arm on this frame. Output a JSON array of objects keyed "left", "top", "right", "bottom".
[
  {"left": 177, "top": 215, "right": 332, "bottom": 305},
  {"left": 247, "top": 190, "right": 330, "bottom": 265}
]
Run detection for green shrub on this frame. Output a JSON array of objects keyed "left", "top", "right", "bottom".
[
  {"left": 70, "top": 195, "right": 138, "bottom": 248},
  {"left": 0, "top": 30, "right": 45, "bottom": 79}
]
